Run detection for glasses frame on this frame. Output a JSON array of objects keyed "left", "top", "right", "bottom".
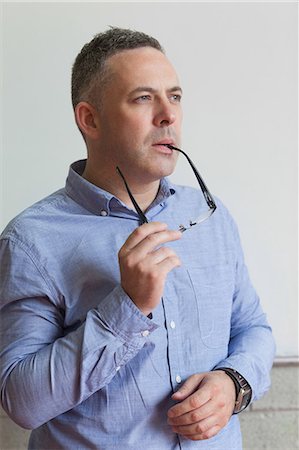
[{"left": 116, "top": 144, "right": 216, "bottom": 232}]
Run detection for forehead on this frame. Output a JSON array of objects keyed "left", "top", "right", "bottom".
[{"left": 105, "top": 47, "right": 180, "bottom": 91}]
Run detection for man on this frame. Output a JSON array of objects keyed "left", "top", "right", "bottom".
[{"left": 0, "top": 28, "right": 275, "bottom": 449}]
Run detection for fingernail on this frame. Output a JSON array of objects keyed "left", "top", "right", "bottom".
[{"left": 172, "top": 390, "right": 182, "bottom": 396}]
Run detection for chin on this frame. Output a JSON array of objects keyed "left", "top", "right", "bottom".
[
  {"left": 159, "top": 161, "right": 177, "bottom": 178},
  {"left": 135, "top": 156, "right": 177, "bottom": 183}
]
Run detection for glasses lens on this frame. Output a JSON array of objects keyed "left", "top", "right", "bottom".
[
  {"left": 179, "top": 207, "right": 215, "bottom": 232},
  {"left": 195, "top": 208, "right": 215, "bottom": 224}
]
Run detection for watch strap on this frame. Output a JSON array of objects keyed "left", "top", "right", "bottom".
[{"left": 216, "top": 367, "right": 252, "bottom": 414}]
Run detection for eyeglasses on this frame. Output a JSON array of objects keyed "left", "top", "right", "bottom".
[{"left": 116, "top": 144, "right": 216, "bottom": 232}]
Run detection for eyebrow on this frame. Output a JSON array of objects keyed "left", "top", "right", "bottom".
[{"left": 129, "top": 86, "right": 183, "bottom": 96}]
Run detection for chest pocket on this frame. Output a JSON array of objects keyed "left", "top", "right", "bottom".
[{"left": 187, "top": 264, "right": 235, "bottom": 349}]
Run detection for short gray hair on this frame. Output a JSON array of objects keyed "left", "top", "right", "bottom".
[{"left": 71, "top": 27, "right": 164, "bottom": 110}]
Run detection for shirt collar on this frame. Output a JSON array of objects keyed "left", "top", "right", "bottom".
[{"left": 65, "top": 159, "right": 175, "bottom": 217}]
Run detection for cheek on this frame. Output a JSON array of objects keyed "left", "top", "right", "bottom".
[
  {"left": 120, "top": 115, "right": 151, "bottom": 142},
  {"left": 175, "top": 111, "right": 183, "bottom": 130}
]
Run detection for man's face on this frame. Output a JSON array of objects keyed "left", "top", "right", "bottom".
[{"left": 95, "top": 47, "right": 182, "bottom": 185}]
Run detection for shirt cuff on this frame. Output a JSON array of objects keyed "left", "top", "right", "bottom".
[
  {"left": 96, "top": 285, "right": 159, "bottom": 347},
  {"left": 213, "top": 356, "right": 255, "bottom": 402}
]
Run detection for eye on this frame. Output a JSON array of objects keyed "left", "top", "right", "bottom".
[
  {"left": 135, "top": 95, "right": 152, "bottom": 103},
  {"left": 170, "top": 94, "right": 182, "bottom": 103}
]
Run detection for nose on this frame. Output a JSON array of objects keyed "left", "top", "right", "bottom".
[{"left": 153, "top": 101, "right": 176, "bottom": 128}]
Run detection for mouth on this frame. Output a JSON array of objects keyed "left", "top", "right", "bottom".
[
  {"left": 153, "top": 139, "right": 174, "bottom": 146},
  {"left": 152, "top": 140, "right": 175, "bottom": 154}
]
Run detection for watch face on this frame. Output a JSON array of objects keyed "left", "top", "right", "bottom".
[
  {"left": 234, "top": 387, "right": 252, "bottom": 413},
  {"left": 215, "top": 368, "right": 252, "bottom": 414}
]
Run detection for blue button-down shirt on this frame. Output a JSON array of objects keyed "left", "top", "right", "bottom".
[{"left": 0, "top": 160, "right": 275, "bottom": 450}]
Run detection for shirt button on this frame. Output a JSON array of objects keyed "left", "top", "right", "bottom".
[
  {"left": 116, "top": 366, "right": 121, "bottom": 372},
  {"left": 176, "top": 375, "right": 182, "bottom": 384},
  {"left": 142, "top": 330, "right": 150, "bottom": 337},
  {"left": 170, "top": 320, "right": 176, "bottom": 329},
  {"left": 100, "top": 210, "right": 108, "bottom": 216}
]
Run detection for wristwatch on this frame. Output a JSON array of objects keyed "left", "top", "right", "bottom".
[{"left": 216, "top": 367, "right": 252, "bottom": 414}]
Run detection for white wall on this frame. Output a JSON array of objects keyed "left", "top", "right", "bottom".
[{"left": 2, "top": 2, "right": 298, "bottom": 357}]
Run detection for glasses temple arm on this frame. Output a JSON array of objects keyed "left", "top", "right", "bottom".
[
  {"left": 166, "top": 145, "right": 216, "bottom": 210},
  {"left": 116, "top": 166, "right": 149, "bottom": 224}
]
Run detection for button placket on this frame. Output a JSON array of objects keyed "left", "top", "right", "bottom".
[{"left": 161, "top": 286, "right": 184, "bottom": 391}]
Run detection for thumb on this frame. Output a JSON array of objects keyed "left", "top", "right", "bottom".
[{"left": 171, "top": 373, "right": 206, "bottom": 401}]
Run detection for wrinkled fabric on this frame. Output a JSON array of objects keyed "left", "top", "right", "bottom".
[{"left": 0, "top": 159, "right": 275, "bottom": 449}]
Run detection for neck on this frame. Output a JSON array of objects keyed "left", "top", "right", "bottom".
[{"left": 82, "top": 160, "right": 160, "bottom": 212}]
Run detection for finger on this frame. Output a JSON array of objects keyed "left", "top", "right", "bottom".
[
  {"left": 156, "top": 254, "right": 181, "bottom": 275},
  {"left": 171, "top": 413, "right": 216, "bottom": 438},
  {"left": 132, "top": 229, "right": 182, "bottom": 258},
  {"left": 121, "top": 222, "right": 168, "bottom": 251},
  {"left": 168, "top": 399, "right": 215, "bottom": 426},
  {"left": 130, "top": 253, "right": 181, "bottom": 287},
  {"left": 146, "top": 246, "right": 178, "bottom": 265},
  {"left": 120, "top": 230, "right": 182, "bottom": 269},
  {"left": 168, "top": 386, "right": 211, "bottom": 419},
  {"left": 172, "top": 373, "right": 206, "bottom": 401},
  {"left": 180, "top": 425, "right": 222, "bottom": 441}
]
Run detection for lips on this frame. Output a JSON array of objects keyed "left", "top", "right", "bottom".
[
  {"left": 152, "top": 142, "right": 174, "bottom": 154},
  {"left": 153, "top": 139, "right": 174, "bottom": 146}
]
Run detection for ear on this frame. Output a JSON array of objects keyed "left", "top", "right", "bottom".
[{"left": 74, "top": 102, "right": 101, "bottom": 140}]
